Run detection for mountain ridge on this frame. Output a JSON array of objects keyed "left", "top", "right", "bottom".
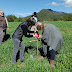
[{"left": 23, "top": 9, "right": 72, "bottom": 21}]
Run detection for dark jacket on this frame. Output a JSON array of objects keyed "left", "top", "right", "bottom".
[{"left": 12, "top": 21, "right": 34, "bottom": 41}]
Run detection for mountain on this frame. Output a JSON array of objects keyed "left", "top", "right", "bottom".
[
  {"left": 47, "top": 9, "right": 65, "bottom": 14},
  {"left": 6, "top": 9, "right": 72, "bottom": 22},
  {"left": 23, "top": 9, "right": 72, "bottom": 21},
  {"left": 37, "top": 9, "right": 66, "bottom": 21}
]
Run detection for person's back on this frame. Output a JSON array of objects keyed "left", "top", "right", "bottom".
[
  {"left": 12, "top": 21, "right": 27, "bottom": 41},
  {"left": 45, "top": 24, "right": 63, "bottom": 38},
  {"left": 0, "top": 15, "right": 6, "bottom": 29},
  {"left": 42, "top": 24, "right": 63, "bottom": 51},
  {"left": 0, "top": 15, "right": 6, "bottom": 44}
]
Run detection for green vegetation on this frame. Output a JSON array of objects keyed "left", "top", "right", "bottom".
[{"left": 0, "top": 21, "right": 72, "bottom": 72}]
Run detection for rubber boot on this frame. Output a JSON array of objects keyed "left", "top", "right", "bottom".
[{"left": 50, "top": 60, "right": 54, "bottom": 66}]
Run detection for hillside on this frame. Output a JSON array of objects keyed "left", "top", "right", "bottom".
[
  {"left": 23, "top": 9, "right": 72, "bottom": 21},
  {"left": 37, "top": 9, "right": 64, "bottom": 21}
]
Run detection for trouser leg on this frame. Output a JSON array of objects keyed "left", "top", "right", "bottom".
[
  {"left": 12, "top": 38, "right": 20, "bottom": 64},
  {"left": 50, "top": 49, "right": 55, "bottom": 60},
  {"left": 5, "top": 29, "right": 6, "bottom": 36},
  {"left": 49, "top": 48, "right": 55, "bottom": 66},
  {"left": 3, "top": 29, "right": 6, "bottom": 36},
  {"left": 0, "top": 30, "right": 4, "bottom": 44},
  {"left": 41, "top": 43, "right": 47, "bottom": 56},
  {"left": 20, "top": 41, "right": 25, "bottom": 62},
  {"left": 3, "top": 29, "right": 6, "bottom": 40}
]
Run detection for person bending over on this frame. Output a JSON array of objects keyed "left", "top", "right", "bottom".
[
  {"left": 36, "top": 22, "right": 63, "bottom": 66},
  {"left": 12, "top": 16, "right": 38, "bottom": 64}
]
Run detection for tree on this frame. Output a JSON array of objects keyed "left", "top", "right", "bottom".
[{"left": 6, "top": 15, "right": 17, "bottom": 22}]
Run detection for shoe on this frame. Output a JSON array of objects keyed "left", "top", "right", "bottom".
[
  {"left": 50, "top": 60, "right": 54, "bottom": 66},
  {"left": 20, "top": 58, "right": 24, "bottom": 62}
]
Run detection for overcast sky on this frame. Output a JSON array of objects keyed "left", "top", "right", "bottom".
[{"left": 0, "top": 0, "right": 72, "bottom": 18}]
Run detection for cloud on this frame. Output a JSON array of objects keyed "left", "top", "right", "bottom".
[
  {"left": 14, "top": 12, "right": 32, "bottom": 17},
  {"left": 62, "top": 0, "right": 72, "bottom": 7},
  {"left": 46, "top": 0, "right": 72, "bottom": 7},
  {"left": 46, "top": 2, "right": 60, "bottom": 6},
  {"left": 52, "top": 2, "right": 59, "bottom": 6},
  {"left": 13, "top": 11, "right": 39, "bottom": 17}
]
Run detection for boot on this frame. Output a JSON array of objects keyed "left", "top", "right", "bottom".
[{"left": 50, "top": 60, "right": 54, "bottom": 66}]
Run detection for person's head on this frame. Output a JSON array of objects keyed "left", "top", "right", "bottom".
[
  {"left": 36, "top": 22, "right": 44, "bottom": 30},
  {"left": 31, "top": 12, "right": 39, "bottom": 23},
  {"left": 0, "top": 10, "right": 4, "bottom": 16},
  {"left": 32, "top": 12, "right": 37, "bottom": 17},
  {"left": 26, "top": 16, "right": 38, "bottom": 27}
]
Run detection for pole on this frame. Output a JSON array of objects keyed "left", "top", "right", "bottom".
[
  {"left": 29, "top": 39, "right": 39, "bottom": 56},
  {"left": 37, "top": 39, "right": 38, "bottom": 56}
]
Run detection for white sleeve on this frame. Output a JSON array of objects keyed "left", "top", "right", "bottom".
[{"left": 5, "top": 17, "right": 8, "bottom": 27}]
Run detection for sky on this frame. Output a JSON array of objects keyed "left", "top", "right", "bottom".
[{"left": 0, "top": 0, "right": 72, "bottom": 18}]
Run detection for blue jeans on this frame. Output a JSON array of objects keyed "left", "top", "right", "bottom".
[
  {"left": 49, "top": 49, "right": 55, "bottom": 60},
  {"left": 42, "top": 42, "right": 55, "bottom": 60},
  {"left": 12, "top": 38, "right": 25, "bottom": 64}
]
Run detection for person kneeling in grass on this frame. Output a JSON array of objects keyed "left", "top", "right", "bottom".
[
  {"left": 12, "top": 16, "right": 38, "bottom": 64},
  {"left": 36, "top": 22, "right": 63, "bottom": 66}
]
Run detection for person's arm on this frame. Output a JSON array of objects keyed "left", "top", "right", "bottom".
[
  {"left": 21, "top": 25, "right": 35, "bottom": 37},
  {"left": 27, "top": 30, "right": 34, "bottom": 33},
  {"left": 5, "top": 17, "right": 9, "bottom": 30}
]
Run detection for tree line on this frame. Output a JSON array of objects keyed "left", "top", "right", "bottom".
[{"left": 6, "top": 13, "right": 72, "bottom": 22}]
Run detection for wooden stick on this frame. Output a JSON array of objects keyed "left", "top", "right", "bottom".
[
  {"left": 37, "top": 39, "right": 38, "bottom": 56},
  {"left": 29, "top": 40, "right": 37, "bottom": 42},
  {"left": 29, "top": 39, "right": 39, "bottom": 56}
]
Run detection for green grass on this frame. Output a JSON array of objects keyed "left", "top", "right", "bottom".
[{"left": 0, "top": 21, "right": 72, "bottom": 72}]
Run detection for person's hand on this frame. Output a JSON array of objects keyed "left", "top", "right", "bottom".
[
  {"left": 38, "top": 35, "right": 42, "bottom": 38},
  {"left": 34, "top": 31, "right": 38, "bottom": 33},
  {"left": 7, "top": 28, "right": 9, "bottom": 30},
  {"left": 33, "top": 34, "right": 36, "bottom": 37}
]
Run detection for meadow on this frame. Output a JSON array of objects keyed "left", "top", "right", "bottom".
[{"left": 0, "top": 21, "right": 72, "bottom": 72}]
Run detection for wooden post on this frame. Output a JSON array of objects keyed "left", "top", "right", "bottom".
[
  {"left": 37, "top": 39, "right": 38, "bottom": 56},
  {"left": 29, "top": 39, "right": 39, "bottom": 56}
]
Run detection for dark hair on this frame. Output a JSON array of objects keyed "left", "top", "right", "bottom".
[
  {"left": 31, "top": 12, "right": 37, "bottom": 17},
  {"left": 34, "top": 12, "right": 36, "bottom": 15},
  {"left": 26, "top": 17, "right": 36, "bottom": 27}
]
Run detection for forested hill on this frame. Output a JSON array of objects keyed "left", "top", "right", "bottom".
[
  {"left": 37, "top": 9, "right": 65, "bottom": 21},
  {"left": 23, "top": 9, "right": 72, "bottom": 21},
  {"left": 7, "top": 9, "right": 72, "bottom": 22}
]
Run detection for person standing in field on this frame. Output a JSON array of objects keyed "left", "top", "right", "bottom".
[
  {"left": 12, "top": 16, "right": 38, "bottom": 64},
  {"left": 0, "top": 10, "right": 9, "bottom": 35},
  {"left": 36, "top": 22, "right": 63, "bottom": 66},
  {"left": 0, "top": 10, "right": 9, "bottom": 44}
]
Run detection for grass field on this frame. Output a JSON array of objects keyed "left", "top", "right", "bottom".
[{"left": 0, "top": 21, "right": 72, "bottom": 72}]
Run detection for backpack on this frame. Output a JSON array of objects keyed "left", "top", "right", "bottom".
[{"left": 0, "top": 16, "right": 7, "bottom": 29}]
